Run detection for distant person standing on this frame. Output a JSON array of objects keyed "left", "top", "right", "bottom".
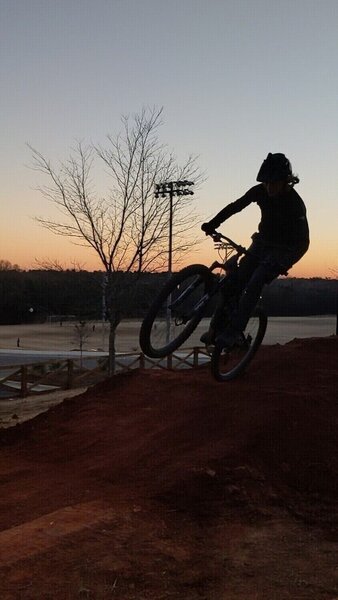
[{"left": 201, "top": 153, "right": 310, "bottom": 347}]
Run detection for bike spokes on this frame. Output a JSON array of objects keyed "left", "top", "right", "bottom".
[
  {"left": 211, "top": 310, "right": 267, "bottom": 381},
  {"left": 148, "top": 274, "right": 209, "bottom": 352}
]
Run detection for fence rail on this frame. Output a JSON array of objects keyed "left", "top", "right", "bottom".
[{"left": 0, "top": 348, "right": 210, "bottom": 399}]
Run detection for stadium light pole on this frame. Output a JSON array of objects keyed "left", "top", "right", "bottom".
[
  {"left": 155, "top": 180, "right": 195, "bottom": 274},
  {"left": 155, "top": 180, "right": 194, "bottom": 342},
  {"left": 101, "top": 272, "right": 108, "bottom": 350}
]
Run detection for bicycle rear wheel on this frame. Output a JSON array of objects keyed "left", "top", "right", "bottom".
[
  {"left": 210, "top": 307, "right": 267, "bottom": 381},
  {"left": 139, "top": 264, "right": 214, "bottom": 358}
]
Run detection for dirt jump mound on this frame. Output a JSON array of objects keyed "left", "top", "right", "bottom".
[{"left": 0, "top": 337, "right": 337, "bottom": 599}]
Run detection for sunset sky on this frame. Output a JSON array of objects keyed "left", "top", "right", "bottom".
[{"left": 1, "top": 0, "right": 337, "bottom": 277}]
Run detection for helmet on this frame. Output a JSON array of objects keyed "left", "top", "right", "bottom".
[{"left": 256, "top": 153, "right": 292, "bottom": 183}]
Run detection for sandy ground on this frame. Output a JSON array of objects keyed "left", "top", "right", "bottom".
[
  {"left": 0, "top": 317, "right": 336, "bottom": 352},
  {"left": 0, "top": 336, "right": 337, "bottom": 599},
  {"left": 0, "top": 313, "right": 332, "bottom": 350},
  {"left": 0, "top": 318, "right": 335, "bottom": 428},
  {"left": 0, "top": 321, "right": 121, "bottom": 352},
  {"left": 0, "top": 387, "right": 87, "bottom": 428}
]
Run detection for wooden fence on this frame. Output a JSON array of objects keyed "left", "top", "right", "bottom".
[{"left": 0, "top": 347, "right": 210, "bottom": 399}]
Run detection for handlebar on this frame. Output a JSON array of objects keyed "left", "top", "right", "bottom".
[
  {"left": 208, "top": 230, "right": 247, "bottom": 255},
  {"left": 208, "top": 230, "right": 289, "bottom": 276}
]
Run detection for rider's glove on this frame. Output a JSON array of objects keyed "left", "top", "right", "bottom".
[{"left": 201, "top": 221, "right": 216, "bottom": 235}]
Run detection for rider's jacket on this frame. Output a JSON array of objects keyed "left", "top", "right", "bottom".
[{"left": 209, "top": 184, "right": 310, "bottom": 253}]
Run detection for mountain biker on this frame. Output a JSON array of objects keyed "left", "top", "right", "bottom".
[{"left": 200, "top": 153, "right": 310, "bottom": 348}]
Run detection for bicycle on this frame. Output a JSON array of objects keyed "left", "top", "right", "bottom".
[{"left": 139, "top": 231, "right": 268, "bottom": 381}]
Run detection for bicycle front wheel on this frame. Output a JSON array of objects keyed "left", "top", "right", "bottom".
[
  {"left": 210, "top": 307, "right": 267, "bottom": 382},
  {"left": 139, "top": 264, "right": 214, "bottom": 358}
]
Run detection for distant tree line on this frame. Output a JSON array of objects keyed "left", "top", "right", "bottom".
[
  {"left": 0, "top": 270, "right": 336, "bottom": 325},
  {"left": 0, "top": 270, "right": 103, "bottom": 324},
  {"left": 262, "top": 277, "right": 337, "bottom": 316}
]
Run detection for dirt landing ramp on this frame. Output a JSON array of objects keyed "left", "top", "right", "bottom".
[{"left": 0, "top": 337, "right": 337, "bottom": 599}]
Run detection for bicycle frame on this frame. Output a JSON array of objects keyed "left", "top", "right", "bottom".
[
  {"left": 139, "top": 229, "right": 268, "bottom": 377},
  {"left": 169, "top": 231, "right": 249, "bottom": 323}
]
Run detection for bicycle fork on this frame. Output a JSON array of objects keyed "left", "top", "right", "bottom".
[{"left": 169, "top": 275, "right": 212, "bottom": 324}]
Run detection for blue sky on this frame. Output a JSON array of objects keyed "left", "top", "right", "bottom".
[{"left": 1, "top": 0, "right": 337, "bottom": 276}]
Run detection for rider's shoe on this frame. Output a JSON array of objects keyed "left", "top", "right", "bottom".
[
  {"left": 200, "top": 328, "right": 215, "bottom": 345},
  {"left": 215, "top": 326, "right": 243, "bottom": 350}
]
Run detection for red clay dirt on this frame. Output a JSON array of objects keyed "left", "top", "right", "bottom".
[{"left": 0, "top": 337, "right": 337, "bottom": 599}]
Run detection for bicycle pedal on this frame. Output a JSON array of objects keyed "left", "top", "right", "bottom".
[{"left": 235, "top": 336, "right": 250, "bottom": 351}]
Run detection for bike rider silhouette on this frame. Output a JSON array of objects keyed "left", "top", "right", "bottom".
[{"left": 201, "top": 153, "right": 310, "bottom": 348}]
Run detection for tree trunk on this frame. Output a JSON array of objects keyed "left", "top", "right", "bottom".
[
  {"left": 108, "top": 312, "right": 121, "bottom": 376},
  {"left": 108, "top": 320, "right": 116, "bottom": 376}
]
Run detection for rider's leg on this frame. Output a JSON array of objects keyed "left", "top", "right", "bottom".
[
  {"left": 232, "top": 243, "right": 308, "bottom": 334},
  {"left": 214, "top": 259, "right": 271, "bottom": 347},
  {"left": 200, "top": 242, "right": 262, "bottom": 345},
  {"left": 217, "top": 244, "right": 304, "bottom": 348},
  {"left": 200, "top": 284, "right": 234, "bottom": 344},
  {"left": 228, "top": 262, "right": 276, "bottom": 333}
]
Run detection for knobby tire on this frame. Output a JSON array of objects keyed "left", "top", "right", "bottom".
[
  {"left": 139, "top": 264, "right": 213, "bottom": 358},
  {"left": 210, "top": 307, "right": 267, "bottom": 381}
]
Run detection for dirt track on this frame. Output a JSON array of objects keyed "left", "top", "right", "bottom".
[{"left": 0, "top": 337, "right": 337, "bottom": 599}]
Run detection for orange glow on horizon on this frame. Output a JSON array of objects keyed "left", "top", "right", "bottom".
[
  {"left": 7, "top": 250, "right": 335, "bottom": 280},
  {"left": 177, "top": 246, "right": 335, "bottom": 280},
  {"left": 4, "top": 231, "right": 336, "bottom": 280}
]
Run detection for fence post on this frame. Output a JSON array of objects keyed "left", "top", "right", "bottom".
[
  {"left": 193, "top": 347, "right": 199, "bottom": 368},
  {"left": 66, "top": 359, "right": 74, "bottom": 389},
  {"left": 139, "top": 352, "right": 145, "bottom": 369},
  {"left": 167, "top": 354, "right": 173, "bottom": 370},
  {"left": 20, "top": 365, "right": 28, "bottom": 398}
]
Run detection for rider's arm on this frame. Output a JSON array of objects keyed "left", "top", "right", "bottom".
[{"left": 202, "top": 186, "right": 259, "bottom": 232}]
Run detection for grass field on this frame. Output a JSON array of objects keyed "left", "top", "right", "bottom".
[
  {"left": 0, "top": 319, "right": 211, "bottom": 353},
  {"left": 0, "top": 316, "right": 335, "bottom": 352},
  {"left": 0, "top": 321, "right": 129, "bottom": 352}
]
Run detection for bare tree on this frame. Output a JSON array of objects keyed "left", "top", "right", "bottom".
[
  {"left": 34, "top": 258, "right": 85, "bottom": 271},
  {"left": 29, "top": 107, "right": 203, "bottom": 373},
  {"left": 72, "top": 320, "right": 92, "bottom": 368}
]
